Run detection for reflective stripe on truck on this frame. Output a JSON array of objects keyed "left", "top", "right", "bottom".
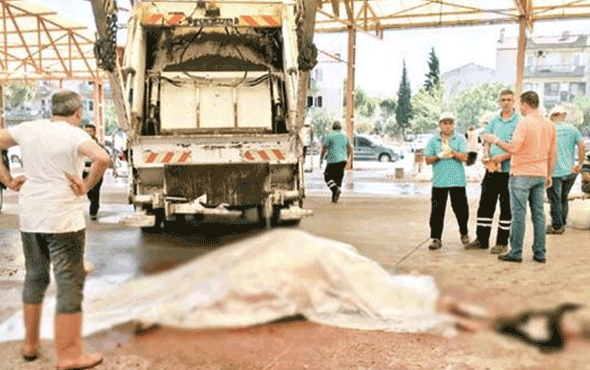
[
  {"left": 141, "top": 13, "right": 282, "bottom": 28},
  {"left": 242, "top": 149, "right": 286, "bottom": 162},
  {"left": 143, "top": 150, "right": 192, "bottom": 164}
]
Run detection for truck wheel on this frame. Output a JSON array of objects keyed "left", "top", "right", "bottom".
[
  {"left": 257, "top": 204, "right": 272, "bottom": 229},
  {"left": 379, "top": 153, "right": 391, "bottom": 162},
  {"left": 140, "top": 207, "right": 164, "bottom": 232},
  {"left": 274, "top": 200, "right": 303, "bottom": 227}
]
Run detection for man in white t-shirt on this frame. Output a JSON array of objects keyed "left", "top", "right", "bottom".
[{"left": 0, "top": 90, "right": 109, "bottom": 370}]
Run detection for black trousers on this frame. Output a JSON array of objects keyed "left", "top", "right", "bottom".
[
  {"left": 475, "top": 171, "right": 511, "bottom": 247},
  {"left": 82, "top": 173, "right": 103, "bottom": 216},
  {"left": 324, "top": 161, "right": 347, "bottom": 192},
  {"left": 430, "top": 187, "right": 469, "bottom": 239}
]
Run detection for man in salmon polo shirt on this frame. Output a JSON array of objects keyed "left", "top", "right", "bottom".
[{"left": 481, "top": 91, "right": 557, "bottom": 264}]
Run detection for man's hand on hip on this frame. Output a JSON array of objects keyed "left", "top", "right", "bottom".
[
  {"left": 8, "top": 175, "right": 26, "bottom": 191},
  {"left": 66, "top": 173, "right": 87, "bottom": 196}
]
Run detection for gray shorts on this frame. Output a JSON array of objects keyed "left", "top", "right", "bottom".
[{"left": 21, "top": 230, "right": 86, "bottom": 314}]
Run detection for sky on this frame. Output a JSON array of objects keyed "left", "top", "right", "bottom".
[{"left": 42, "top": 0, "right": 590, "bottom": 96}]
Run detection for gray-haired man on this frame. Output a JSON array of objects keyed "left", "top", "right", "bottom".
[{"left": 0, "top": 90, "right": 110, "bottom": 370}]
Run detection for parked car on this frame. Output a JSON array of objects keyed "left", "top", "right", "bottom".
[{"left": 353, "top": 134, "right": 403, "bottom": 162}]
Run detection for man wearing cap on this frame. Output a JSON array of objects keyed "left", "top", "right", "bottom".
[
  {"left": 481, "top": 91, "right": 557, "bottom": 264},
  {"left": 320, "top": 121, "right": 353, "bottom": 203},
  {"left": 545, "top": 105, "right": 585, "bottom": 234},
  {"left": 465, "top": 89, "right": 520, "bottom": 254},
  {"left": 424, "top": 112, "right": 470, "bottom": 250}
]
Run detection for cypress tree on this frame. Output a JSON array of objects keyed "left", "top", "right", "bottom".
[
  {"left": 396, "top": 61, "right": 412, "bottom": 130},
  {"left": 424, "top": 47, "right": 440, "bottom": 92}
]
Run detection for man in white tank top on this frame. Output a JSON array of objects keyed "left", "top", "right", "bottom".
[{"left": 0, "top": 90, "right": 110, "bottom": 370}]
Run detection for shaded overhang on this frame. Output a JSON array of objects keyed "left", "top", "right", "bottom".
[
  {"left": 0, "top": 0, "right": 100, "bottom": 82},
  {"left": 315, "top": 0, "right": 590, "bottom": 36}
]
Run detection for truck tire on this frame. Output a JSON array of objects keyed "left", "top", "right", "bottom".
[
  {"left": 140, "top": 207, "right": 164, "bottom": 232},
  {"left": 257, "top": 204, "right": 272, "bottom": 229},
  {"left": 273, "top": 200, "right": 303, "bottom": 227}
]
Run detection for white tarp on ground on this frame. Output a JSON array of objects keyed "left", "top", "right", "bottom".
[
  {"left": 567, "top": 199, "right": 590, "bottom": 230},
  {"left": 0, "top": 229, "right": 455, "bottom": 341}
]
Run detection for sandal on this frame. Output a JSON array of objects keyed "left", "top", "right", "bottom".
[
  {"left": 22, "top": 350, "right": 38, "bottom": 362},
  {"left": 492, "top": 302, "right": 583, "bottom": 353}
]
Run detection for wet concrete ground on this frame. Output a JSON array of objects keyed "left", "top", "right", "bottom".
[{"left": 1, "top": 157, "right": 590, "bottom": 369}]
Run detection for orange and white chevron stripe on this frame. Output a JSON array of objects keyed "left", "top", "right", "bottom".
[
  {"left": 141, "top": 12, "right": 186, "bottom": 26},
  {"left": 143, "top": 150, "right": 192, "bottom": 164},
  {"left": 242, "top": 149, "right": 286, "bottom": 162},
  {"left": 140, "top": 12, "right": 281, "bottom": 28},
  {"left": 238, "top": 15, "right": 281, "bottom": 27}
]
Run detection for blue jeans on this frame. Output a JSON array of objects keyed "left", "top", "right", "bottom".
[
  {"left": 546, "top": 174, "right": 577, "bottom": 229},
  {"left": 508, "top": 176, "right": 546, "bottom": 259}
]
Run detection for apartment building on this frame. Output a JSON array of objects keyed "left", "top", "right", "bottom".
[
  {"left": 306, "top": 52, "right": 346, "bottom": 120},
  {"left": 496, "top": 30, "right": 589, "bottom": 110},
  {"left": 441, "top": 62, "right": 497, "bottom": 102}
]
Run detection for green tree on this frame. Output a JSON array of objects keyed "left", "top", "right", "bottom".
[
  {"left": 375, "top": 98, "right": 396, "bottom": 136},
  {"left": 572, "top": 96, "right": 590, "bottom": 130},
  {"left": 358, "top": 96, "right": 378, "bottom": 118},
  {"left": 354, "top": 88, "right": 368, "bottom": 109},
  {"left": 6, "top": 85, "right": 35, "bottom": 109},
  {"left": 383, "top": 116, "right": 399, "bottom": 137},
  {"left": 424, "top": 47, "right": 440, "bottom": 93},
  {"left": 410, "top": 84, "right": 444, "bottom": 133},
  {"left": 379, "top": 98, "right": 396, "bottom": 117},
  {"left": 104, "top": 100, "right": 119, "bottom": 135},
  {"left": 355, "top": 116, "right": 374, "bottom": 134},
  {"left": 395, "top": 61, "right": 412, "bottom": 130},
  {"left": 309, "top": 110, "right": 334, "bottom": 140},
  {"left": 449, "top": 82, "right": 511, "bottom": 129}
]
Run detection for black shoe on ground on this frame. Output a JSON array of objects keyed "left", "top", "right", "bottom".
[
  {"left": 464, "top": 239, "right": 487, "bottom": 250},
  {"left": 90, "top": 215, "right": 98, "bottom": 221},
  {"left": 533, "top": 255, "right": 546, "bottom": 264},
  {"left": 498, "top": 254, "right": 522, "bottom": 263},
  {"left": 428, "top": 238, "right": 442, "bottom": 250},
  {"left": 332, "top": 187, "right": 341, "bottom": 203}
]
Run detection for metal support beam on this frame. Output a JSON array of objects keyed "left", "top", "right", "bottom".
[
  {"left": 93, "top": 79, "right": 105, "bottom": 143},
  {"left": 514, "top": 15, "right": 527, "bottom": 101},
  {"left": 345, "top": 24, "right": 355, "bottom": 171},
  {"left": 0, "top": 85, "right": 4, "bottom": 130}
]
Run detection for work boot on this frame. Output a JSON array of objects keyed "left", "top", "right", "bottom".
[
  {"left": 490, "top": 244, "right": 509, "bottom": 255},
  {"left": 464, "top": 239, "right": 487, "bottom": 250},
  {"left": 546, "top": 225, "right": 564, "bottom": 234},
  {"left": 428, "top": 238, "right": 442, "bottom": 250},
  {"left": 54, "top": 313, "right": 103, "bottom": 370}
]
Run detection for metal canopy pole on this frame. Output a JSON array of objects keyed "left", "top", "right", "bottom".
[
  {"left": 0, "top": 85, "right": 4, "bottom": 130},
  {"left": 514, "top": 15, "right": 527, "bottom": 101},
  {"left": 345, "top": 24, "right": 356, "bottom": 170},
  {"left": 93, "top": 79, "right": 105, "bottom": 143}
]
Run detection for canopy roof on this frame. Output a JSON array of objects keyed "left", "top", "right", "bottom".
[
  {"left": 0, "top": 0, "right": 99, "bottom": 82},
  {"left": 315, "top": 0, "right": 590, "bottom": 35},
  {"left": 2, "top": 0, "right": 589, "bottom": 82}
]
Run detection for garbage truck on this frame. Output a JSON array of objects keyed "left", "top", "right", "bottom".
[{"left": 89, "top": 0, "right": 318, "bottom": 229}]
